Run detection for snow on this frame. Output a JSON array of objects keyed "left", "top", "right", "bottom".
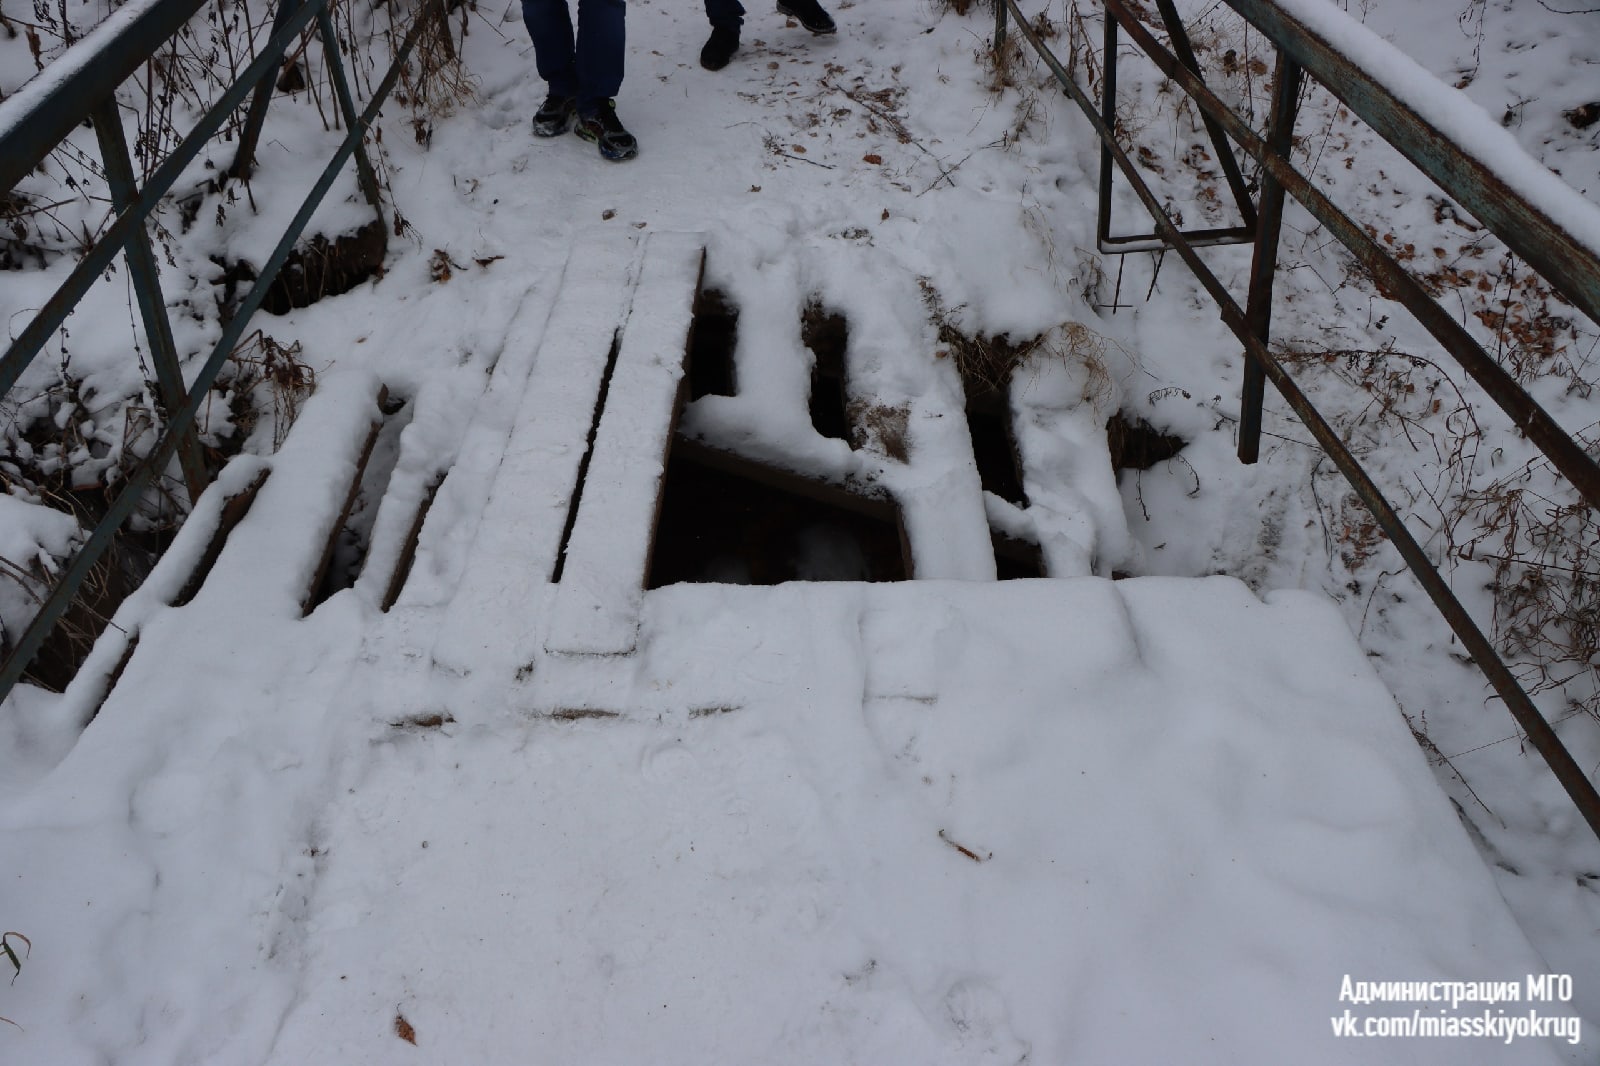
[
  {"left": 1, "top": 0, "right": 1598, "bottom": 1060},
  {"left": 0, "top": 494, "right": 79, "bottom": 577},
  {"left": 5, "top": 569, "right": 1580, "bottom": 1063}
]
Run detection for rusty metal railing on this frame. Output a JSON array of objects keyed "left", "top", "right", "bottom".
[
  {"left": 993, "top": 0, "right": 1600, "bottom": 840},
  {"left": 0, "top": 0, "right": 442, "bottom": 701}
]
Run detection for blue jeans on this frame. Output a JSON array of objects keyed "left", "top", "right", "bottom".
[
  {"left": 705, "top": 0, "right": 744, "bottom": 30},
  {"left": 522, "top": 0, "right": 625, "bottom": 114}
]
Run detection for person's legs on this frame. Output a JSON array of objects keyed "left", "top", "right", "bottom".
[
  {"left": 521, "top": 0, "right": 579, "bottom": 96},
  {"left": 523, "top": 0, "right": 634, "bottom": 159},
  {"left": 565, "top": 0, "right": 635, "bottom": 160},
  {"left": 704, "top": 0, "right": 744, "bottom": 31},
  {"left": 572, "top": 0, "right": 626, "bottom": 116}
]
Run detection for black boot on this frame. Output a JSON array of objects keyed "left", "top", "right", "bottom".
[
  {"left": 701, "top": 25, "right": 740, "bottom": 70},
  {"left": 776, "top": 0, "right": 835, "bottom": 34}
]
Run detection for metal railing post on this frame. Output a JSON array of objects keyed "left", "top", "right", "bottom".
[
  {"left": 316, "top": 4, "right": 385, "bottom": 215},
  {"left": 1101, "top": 0, "right": 1600, "bottom": 510},
  {"left": 89, "top": 99, "right": 210, "bottom": 503},
  {"left": 229, "top": 0, "right": 306, "bottom": 180},
  {"left": 1238, "top": 54, "right": 1302, "bottom": 464},
  {"left": 998, "top": 0, "right": 1600, "bottom": 841},
  {"left": 1153, "top": 0, "right": 1256, "bottom": 230},
  {"left": 1097, "top": 9, "right": 1117, "bottom": 250},
  {"left": 1094, "top": 3, "right": 1255, "bottom": 253}
]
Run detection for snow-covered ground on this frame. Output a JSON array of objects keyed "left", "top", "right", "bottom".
[{"left": 2, "top": 0, "right": 1599, "bottom": 1060}]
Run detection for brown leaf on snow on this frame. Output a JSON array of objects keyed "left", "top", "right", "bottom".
[
  {"left": 395, "top": 1013, "right": 417, "bottom": 1045},
  {"left": 428, "top": 249, "right": 453, "bottom": 284},
  {"left": 862, "top": 154, "right": 882, "bottom": 165}
]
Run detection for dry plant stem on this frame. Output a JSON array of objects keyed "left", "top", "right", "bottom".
[{"left": 819, "top": 76, "right": 958, "bottom": 187}]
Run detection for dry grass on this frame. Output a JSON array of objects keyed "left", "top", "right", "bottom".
[
  {"left": 226, "top": 330, "right": 317, "bottom": 451},
  {"left": 920, "top": 278, "right": 1121, "bottom": 409},
  {"left": 1450, "top": 451, "right": 1600, "bottom": 725},
  {"left": 388, "top": 0, "right": 481, "bottom": 125},
  {"left": 849, "top": 401, "right": 911, "bottom": 462}
]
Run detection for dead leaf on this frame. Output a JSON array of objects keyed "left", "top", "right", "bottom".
[
  {"left": 428, "top": 249, "right": 453, "bottom": 284},
  {"left": 863, "top": 153, "right": 882, "bottom": 165},
  {"left": 791, "top": 144, "right": 807, "bottom": 154},
  {"left": 390, "top": 712, "right": 455, "bottom": 730},
  {"left": 395, "top": 1013, "right": 417, "bottom": 1045}
]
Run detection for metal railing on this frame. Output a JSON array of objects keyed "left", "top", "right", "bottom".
[
  {"left": 0, "top": 0, "right": 442, "bottom": 699},
  {"left": 993, "top": 0, "right": 1600, "bottom": 840}
]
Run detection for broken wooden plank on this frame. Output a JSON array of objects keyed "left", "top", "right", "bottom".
[
  {"left": 430, "top": 233, "right": 642, "bottom": 670},
  {"left": 544, "top": 232, "right": 706, "bottom": 657}
]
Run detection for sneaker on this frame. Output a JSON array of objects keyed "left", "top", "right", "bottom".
[
  {"left": 776, "top": 0, "right": 835, "bottom": 34},
  {"left": 701, "top": 25, "right": 740, "bottom": 70},
  {"left": 533, "top": 93, "right": 576, "bottom": 137},
  {"left": 575, "top": 100, "right": 639, "bottom": 161}
]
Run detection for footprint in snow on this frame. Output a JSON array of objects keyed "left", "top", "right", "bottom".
[{"left": 944, "top": 978, "right": 1031, "bottom": 1064}]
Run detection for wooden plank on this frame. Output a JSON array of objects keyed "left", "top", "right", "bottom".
[
  {"left": 430, "top": 234, "right": 642, "bottom": 670},
  {"left": 544, "top": 232, "right": 705, "bottom": 657},
  {"left": 187, "top": 371, "right": 390, "bottom": 616},
  {"left": 669, "top": 435, "right": 898, "bottom": 522},
  {"left": 170, "top": 468, "right": 271, "bottom": 607}
]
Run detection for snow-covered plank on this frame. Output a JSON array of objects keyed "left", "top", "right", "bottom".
[
  {"left": 399, "top": 246, "right": 605, "bottom": 610},
  {"left": 54, "top": 370, "right": 382, "bottom": 731},
  {"left": 189, "top": 371, "right": 388, "bottom": 618},
  {"left": 544, "top": 232, "right": 705, "bottom": 657},
  {"left": 34, "top": 457, "right": 271, "bottom": 735},
  {"left": 250, "top": 578, "right": 1571, "bottom": 1066},
  {"left": 430, "top": 233, "right": 643, "bottom": 671}
]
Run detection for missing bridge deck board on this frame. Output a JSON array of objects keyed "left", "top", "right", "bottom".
[{"left": 650, "top": 438, "right": 908, "bottom": 587}]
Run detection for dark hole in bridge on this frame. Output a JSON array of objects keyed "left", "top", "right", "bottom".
[
  {"left": 966, "top": 390, "right": 1027, "bottom": 506},
  {"left": 648, "top": 444, "right": 907, "bottom": 587},
  {"left": 802, "top": 300, "right": 851, "bottom": 444},
  {"left": 686, "top": 288, "right": 737, "bottom": 400},
  {"left": 307, "top": 391, "right": 410, "bottom": 612},
  {"left": 993, "top": 530, "right": 1045, "bottom": 579},
  {"left": 1107, "top": 412, "right": 1186, "bottom": 472},
  {"left": 260, "top": 219, "right": 388, "bottom": 316},
  {"left": 380, "top": 473, "right": 443, "bottom": 613}
]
